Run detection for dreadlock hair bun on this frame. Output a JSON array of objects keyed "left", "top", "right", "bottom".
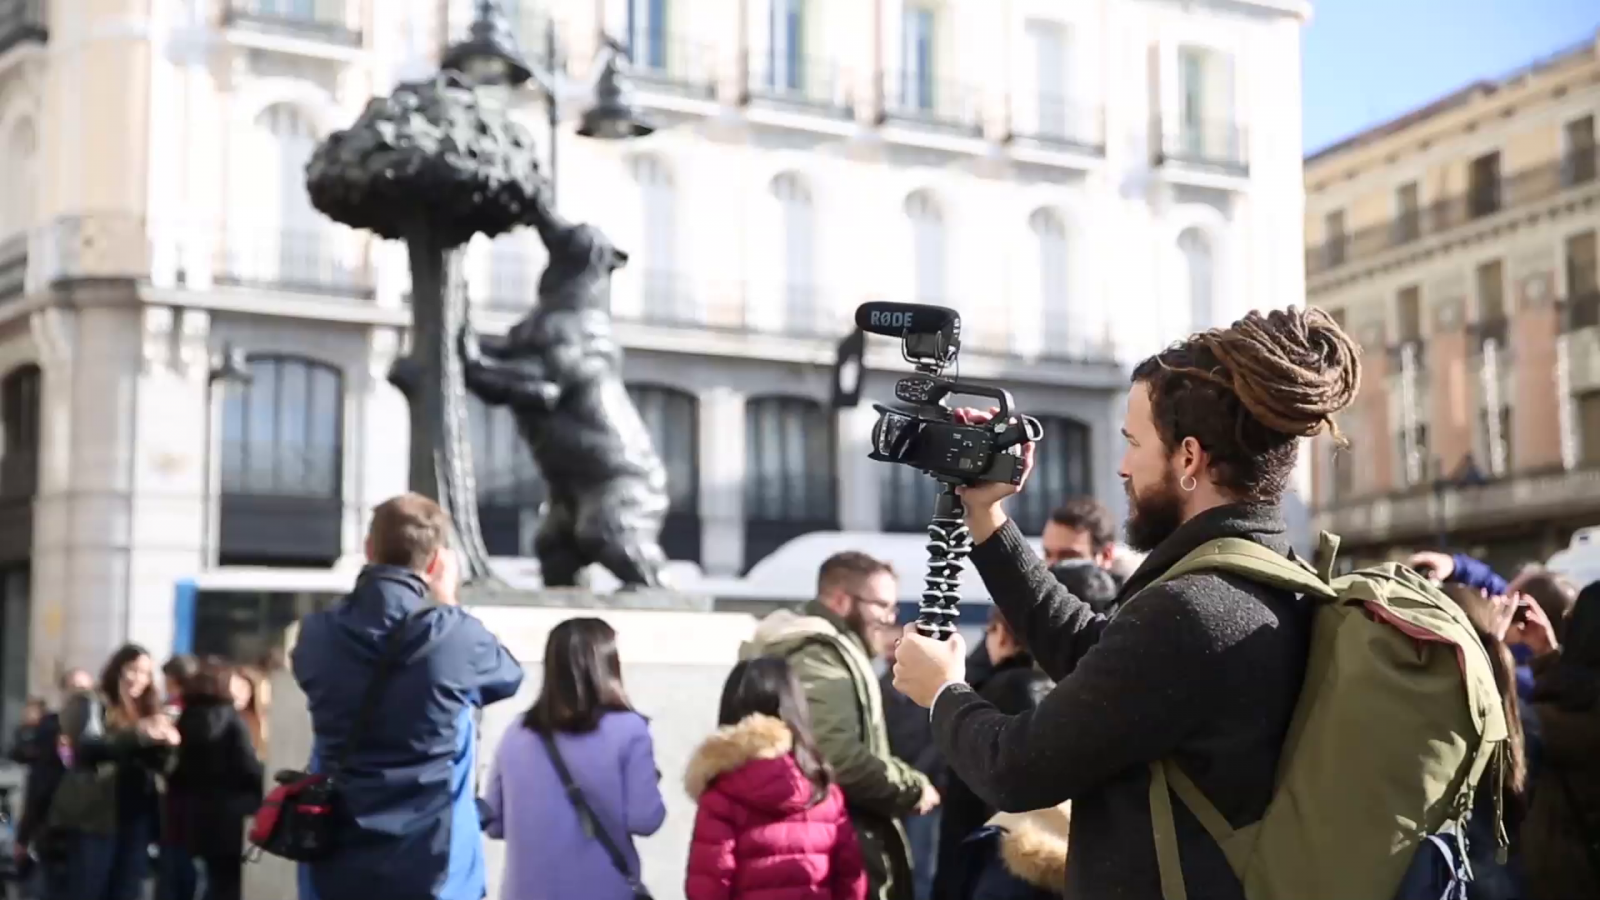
[{"left": 1186, "top": 307, "right": 1362, "bottom": 445}]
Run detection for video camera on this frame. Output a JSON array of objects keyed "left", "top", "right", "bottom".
[{"left": 856, "top": 301, "right": 1042, "bottom": 485}]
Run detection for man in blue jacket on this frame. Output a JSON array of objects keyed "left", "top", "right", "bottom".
[{"left": 294, "top": 493, "right": 524, "bottom": 900}]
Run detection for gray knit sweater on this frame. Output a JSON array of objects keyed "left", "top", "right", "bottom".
[{"left": 931, "top": 503, "right": 1312, "bottom": 899}]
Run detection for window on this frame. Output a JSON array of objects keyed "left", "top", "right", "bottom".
[
  {"left": 628, "top": 0, "right": 669, "bottom": 71},
  {"left": 1476, "top": 259, "right": 1505, "bottom": 323},
  {"left": 1009, "top": 416, "right": 1091, "bottom": 536},
  {"left": 1565, "top": 115, "right": 1596, "bottom": 186},
  {"left": 1397, "top": 285, "right": 1422, "bottom": 343},
  {"left": 1179, "top": 227, "right": 1214, "bottom": 332},
  {"left": 1479, "top": 406, "right": 1511, "bottom": 475},
  {"left": 632, "top": 155, "right": 687, "bottom": 322},
  {"left": 1468, "top": 152, "right": 1501, "bottom": 219},
  {"left": 231, "top": 104, "right": 337, "bottom": 291},
  {"left": 1398, "top": 423, "right": 1430, "bottom": 487},
  {"left": 1032, "top": 208, "right": 1069, "bottom": 354},
  {"left": 1579, "top": 391, "right": 1600, "bottom": 468},
  {"left": 1177, "top": 45, "right": 1234, "bottom": 160},
  {"left": 906, "top": 190, "right": 946, "bottom": 305},
  {"left": 1569, "top": 230, "right": 1598, "bottom": 301},
  {"left": 220, "top": 356, "right": 343, "bottom": 498},
  {"left": 628, "top": 385, "right": 700, "bottom": 561},
  {"left": 1331, "top": 447, "right": 1353, "bottom": 502},
  {"left": 1395, "top": 182, "right": 1420, "bottom": 243},
  {"left": 1323, "top": 210, "right": 1346, "bottom": 267},
  {"left": 773, "top": 173, "right": 817, "bottom": 333},
  {"left": 1027, "top": 20, "right": 1069, "bottom": 138},
  {"left": 0, "top": 365, "right": 40, "bottom": 500},
  {"left": 770, "top": 0, "right": 806, "bottom": 92},
  {"left": 744, "top": 397, "right": 835, "bottom": 524},
  {"left": 1, "top": 118, "right": 35, "bottom": 240},
  {"left": 470, "top": 394, "right": 544, "bottom": 557},
  {"left": 902, "top": 5, "right": 936, "bottom": 112}
]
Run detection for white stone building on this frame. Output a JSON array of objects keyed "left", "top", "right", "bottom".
[{"left": 0, "top": 0, "right": 1310, "bottom": 726}]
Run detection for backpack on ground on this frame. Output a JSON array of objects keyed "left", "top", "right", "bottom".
[{"left": 1143, "top": 532, "right": 1508, "bottom": 900}]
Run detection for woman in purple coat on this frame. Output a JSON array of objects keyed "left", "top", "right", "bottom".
[{"left": 482, "top": 617, "right": 667, "bottom": 900}]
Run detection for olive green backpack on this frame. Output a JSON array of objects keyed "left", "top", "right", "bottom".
[{"left": 1144, "top": 532, "right": 1509, "bottom": 900}]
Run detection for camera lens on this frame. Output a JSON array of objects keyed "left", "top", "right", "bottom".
[{"left": 872, "top": 410, "right": 922, "bottom": 462}]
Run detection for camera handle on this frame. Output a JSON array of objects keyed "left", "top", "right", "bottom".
[{"left": 917, "top": 481, "right": 972, "bottom": 641}]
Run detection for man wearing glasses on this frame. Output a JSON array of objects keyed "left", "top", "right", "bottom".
[{"left": 745, "top": 551, "right": 940, "bottom": 900}]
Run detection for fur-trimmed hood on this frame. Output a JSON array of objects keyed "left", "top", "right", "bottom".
[
  {"left": 989, "top": 803, "right": 1071, "bottom": 890},
  {"left": 685, "top": 715, "right": 820, "bottom": 816}
]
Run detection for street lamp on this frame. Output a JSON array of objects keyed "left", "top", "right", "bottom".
[
  {"left": 441, "top": 0, "right": 654, "bottom": 207},
  {"left": 203, "top": 343, "right": 253, "bottom": 569}
]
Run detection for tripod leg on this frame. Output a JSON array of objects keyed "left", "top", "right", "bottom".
[{"left": 917, "top": 484, "right": 972, "bottom": 640}]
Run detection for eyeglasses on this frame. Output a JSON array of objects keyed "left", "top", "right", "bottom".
[{"left": 848, "top": 593, "right": 898, "bottom": 614}]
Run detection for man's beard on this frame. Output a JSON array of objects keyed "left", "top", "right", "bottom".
[
  {"left": 1124, "top": 469, "right": 1186, "bottom": 553},
  {"left": 843, "top": 603, "right": 879, "bottom": 652}
]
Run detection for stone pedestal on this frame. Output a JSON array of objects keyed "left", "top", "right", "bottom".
[{"left": 243, "top": 591, "right": 758, "bottom": 900}]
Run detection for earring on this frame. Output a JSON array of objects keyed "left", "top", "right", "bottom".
[{"left": 1180, "top": 475, "right": 1198, "bottom": 493}]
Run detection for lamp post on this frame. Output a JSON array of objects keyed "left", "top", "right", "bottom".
[
  {"left": 443, "top": 0, "right": 654, "bottom": 207},
  {"left": 203, "top": 343, "right": 252, "bottom": 569}
]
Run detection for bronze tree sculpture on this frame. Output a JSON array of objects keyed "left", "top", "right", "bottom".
[{"left": 306, "top": 71, "right": 544, "bottom": 582}]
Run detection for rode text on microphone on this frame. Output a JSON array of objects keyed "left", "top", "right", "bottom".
[{"left": 855, "top": 301, "right": 1043, "bottom": 640}]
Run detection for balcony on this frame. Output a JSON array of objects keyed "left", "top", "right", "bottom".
[
  {"left": 222, "top": 0, "right": 361, "bottom": 47},
  {"left": 1152, "top": 118, "right": 1249, "bottom": 177},
  {"left": 1315, "top": 465, "right": 1600, "bottom": 547},
  {"left": 1564, "top": 292, "right": 1600, "bottom": 332},
  {"left": 1472, "top": 317, "right": 1509, "bottom": 350},
  {"left": 743, "top": 53, "right": 854, "bottom": 123},
  {"left": 1006, "top": 95, "right": 1105, "bottom": 158},
  {"left": 1308, "top": 146, "right": 1600, "bottom": 278},
  {"left": 0, "top": 232, "right": 25, "bottom": 303},
  {"left": 878, "top": 71, "right": 985, "bottom": 140},
  {"left": 0, "top": 0, "right": 46, "bottom": 57},
  {"left": 626, "top": 33, "right": 719, "bottom": 104},
  {"left": 212, "top": 225, "right": 375, "bottom": 300}
]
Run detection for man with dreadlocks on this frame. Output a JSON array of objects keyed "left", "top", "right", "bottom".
[{"left": 891, "top": 307, "right": 1361, "bottom": 899}]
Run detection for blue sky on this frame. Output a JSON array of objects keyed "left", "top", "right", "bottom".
[{"left": 1302, "top": 0, "right": 1600, "bottom": 154}]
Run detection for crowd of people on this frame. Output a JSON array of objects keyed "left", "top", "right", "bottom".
[{"left": 4, "top": 305, "right": 1599, "bottom": 900}]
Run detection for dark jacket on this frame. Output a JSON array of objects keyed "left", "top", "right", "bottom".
[
  {"left": 1520, "top": 652, "right": 1600, "bottom": 900},
  {"left": 292, "top": 565, "right": 524, "bottom": 900},
  {"left": 169, "top": 697, "right": 264, "bottom": 858},
  {"left": 934, "top": 653, "right": 1052, "bottom": 900},
  {"left": 882, "top": 671, "right": 942, "bottom": 783},
  {"left": 14, "top": 713, "right": 63, "bottom": 851},
  {"left": 932, "top": 503, "right": 1311, "bottom": 900}
]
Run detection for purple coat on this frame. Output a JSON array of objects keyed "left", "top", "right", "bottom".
[{"left": 483, "top": 711, "right": 667, "bottom": 900}]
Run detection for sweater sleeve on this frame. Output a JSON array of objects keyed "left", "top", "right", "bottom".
[
  {"left": 1448, "top": 553, "right": 1509, "bottom": 595},
  {"left": 621, "top": 718, "right": 667, "bottom": 837},
  {"left": 929, "top": 580, "right": 1223, "bottom": 813},
  {"left": 969, "top": 519, "right": 1111, "bottom": 681},
  {"left": 830, "top": 790, "right": 869, "bottom": 900},
  {"left": 684, "top": 792, "right": 738, "bottom": 900}
]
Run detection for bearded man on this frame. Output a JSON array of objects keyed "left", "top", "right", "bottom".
[{"left": 891, "top": 308, "right": 1362, "bottom": 900}]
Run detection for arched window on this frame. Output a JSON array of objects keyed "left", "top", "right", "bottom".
[
  {"left": 772, "top": 172, "right": 817, "bottom": 334},
  {"left": 744, "top": 396, "right": 836, "bottom": 569},
  {"left": 0, "top": 365, "right": 40, "bottom": 502},
  {"left": 632, "top": 155, "right": 685, "bottom": 322},
  {"left": 1007, "top": 415, "right": 1092, "bottom": 536},
  {"left": 1032, "top": 208, "right": 1069, "bottom": 355},
  {"left": 906, "top": 190, "right": 946, "bottom": 305},
  {"left": 628, "top": 384, "right": 700, "bottom": 562},
  {"left": 470, "top": 395, "right": 545, "bottom": 557},
  {"left": 880, "top": 461, "right": 935, "bottom": 533},
  {"left": 229, "top": 104, "right": 353, "bottom": 294},
  {"left": 218, "top": 355, "right": 345, "bottom": 565},
  {"left": 1179, "top": 227, "right": 1215, "bottom": 332}
]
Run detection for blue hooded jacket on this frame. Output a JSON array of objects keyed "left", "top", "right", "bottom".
[{"left": 292, "top": 566, "right": 524, "bottom": 900}]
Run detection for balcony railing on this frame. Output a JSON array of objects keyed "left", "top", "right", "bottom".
[
  {"left": 1152, "top": 118, "right": 1249, "bottom": 175},
  {"left": 0, "top": 0, "right": 46, "bottom": 56},
  {"left": 1564, "top": 291, "right": 1600, "bottom": 332},
  {"left": 0, "top": 232, "right": 26, "bottom": 303},
  {"left": 213, "top": 225, "right": 375, "bottom": 299},
  {"left": 878, "top": 71, "right": 984, "bottom": 138},
  {"left": 222, "top": 0, "right": 362, "bottom": 47},
  {"left": 1472, "top": 317, "right": 1509, "bottom": 350},
  {"left": 1316, "top": 465, "right": 1600, "bottom": 546},
  {"left": 1309, "top": 147, "right": 1600, "bottom": 277},
  {"left": 744, "top": 54, "right": 853, "bottom": 120},
  {"left": 626, "top": 34, "right": 718, "bottom": 100},
  {"left": 1007, "top": 95, "right": 1104, "bottom": 154}
]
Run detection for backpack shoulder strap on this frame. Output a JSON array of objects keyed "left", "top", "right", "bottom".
[
  {"left": 1152, "top": 537, "right": 1338, "bottom": 600},
  {"left": 329, "top": 606, "right": 434, "bottom": 778}
]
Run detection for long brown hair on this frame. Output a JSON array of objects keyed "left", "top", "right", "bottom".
[
  {"left": 716, "top": 657, "right": 832, "bottom": 803},
  {"left": 523, "top": 618, "right": 635, "bottom": 734},
  {"left": 1442, "top": 585, "right": 1528, "bottom": 814},
  {"left": 101, "top": 643, "right": 160, "bottom": 726}
]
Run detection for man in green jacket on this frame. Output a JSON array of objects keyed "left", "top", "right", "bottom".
[{"left": 743, "top": 551, "right": 940, "bottom": 900}]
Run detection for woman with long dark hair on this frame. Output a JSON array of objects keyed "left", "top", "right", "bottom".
[
  {"left": 168, "top": 657, "right": 265, "bottom": 900},
  {"left": 1520, "top": 581, "right": 1600, "bottom": 900},
  {"left": 685, "top": 657, "right": 866, "bottom": 900},
  {"left": 481, "top": 618, "right": 666, "bottom": 900}
]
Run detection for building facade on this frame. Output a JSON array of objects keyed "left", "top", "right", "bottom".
[
  {"left": 1304, "top": 32, "right": 1600, "bottom": 572},
  {"left": 0, "top": 0, "right": 1309, "bottom": 722}
]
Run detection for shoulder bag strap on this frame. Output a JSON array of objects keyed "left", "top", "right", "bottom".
[
  {"left": 538, "top": 730, "right": 649, "bottom": 896},
  {"left": 329, "top": 606, "right": 431, "bottom": 778}
]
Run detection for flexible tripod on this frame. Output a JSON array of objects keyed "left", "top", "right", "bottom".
[{"left": 917, "top": 480, "right": 973, "bottom": 640}]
